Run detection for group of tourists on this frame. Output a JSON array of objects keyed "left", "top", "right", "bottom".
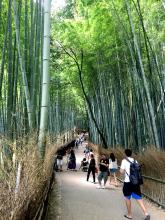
[
  {"left": 55, "top": 138, "right": 150, "bottom": 220},
  {"left": 80, "top": 147, "right": 150, "bottom": 220},
  {"left": 54, "top": 139, "right": 77, "bottom": 172},
  {"left": 55, "top": 147, "right": 77, "bottom": 171},
  {"left": 81, "top": 150, "right": 118, "bottom": 187},
  {"left": 55, "top": 134, "right": 86, "bottom": 172},
  {"left": 75, "top": 133, "right": 86, "bottom": 148}
]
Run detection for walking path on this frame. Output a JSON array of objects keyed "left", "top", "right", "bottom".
[{"left": 46, "top": 143, "right": 165, "bottom": 220}]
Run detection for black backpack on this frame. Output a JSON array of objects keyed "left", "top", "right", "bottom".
[{"left": 126, "top": 158, "right": 143, "bottom": 185}]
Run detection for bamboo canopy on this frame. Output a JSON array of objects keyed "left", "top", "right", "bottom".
[{"left": 0, "top": 0, "right": 164, "bottom": 151}]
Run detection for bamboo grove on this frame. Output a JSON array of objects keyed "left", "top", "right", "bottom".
[
  {"left": 0, "top": 1, "right": 165, "bottom": 218},
  {"left": 0, "top": 0, "right": 165, "bottom": 153},
  {"left": 0, "top": 0, "right": 81, "bottom": 158},
  {"left": 0, "top": 0, "right": 43, "bottom": 138},
  {"left": 52, "top": 0, "right": 165, "bottom": 150}
]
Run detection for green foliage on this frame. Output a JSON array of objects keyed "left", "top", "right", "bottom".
[
  {"left": 0, "top": 0, "right": 164, "bottom": 148},
  {"left": 50, "top": 0, "right": 165, "bottom": 149}
]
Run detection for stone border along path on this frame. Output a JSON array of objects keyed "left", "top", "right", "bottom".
[{"left": 45, "top": 142, "right": 165, "bottom": 220}]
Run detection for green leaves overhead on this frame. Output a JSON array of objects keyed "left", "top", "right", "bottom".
[{"left": 50, "top": 0, "right": 165, "bottom": 149}]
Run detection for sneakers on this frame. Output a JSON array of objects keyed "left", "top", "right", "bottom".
[
  {"left": 145, "top": 215, "right": 150, "bottom": 220},
  {"left": 102, "top": 186, "right": 105, "bottom": 189}
]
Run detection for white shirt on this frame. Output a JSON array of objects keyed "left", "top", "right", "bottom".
[
  {"left": 90, "top": 152, "right": 94, "bottom": 156},
  {"left": 120, "top": 157, "right": 134, "bottom": 182},
  {"left": 109, "top": 159, "right": 118, "bottom": 169}
]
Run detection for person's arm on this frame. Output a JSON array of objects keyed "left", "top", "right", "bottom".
[
  {"left": 120, "top": 159, "right": 125, "bottom": 174},
  {"left": 100, "top": 160, "right": 109, "bottom": 167},
  {"left": 120, "top": 168, "right": 125, "bottom": 174}
]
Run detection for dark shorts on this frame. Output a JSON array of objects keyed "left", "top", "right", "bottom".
[
  {"left": 123, "top": 182, "right": 142, "bottom": 200},
  {"left": 98, "top": 171, "right": 108, "bottom": 182}
]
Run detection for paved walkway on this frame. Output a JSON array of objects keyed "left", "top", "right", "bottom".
[{"left": 46, "top": 143, "right": 165, "bottom": 220}]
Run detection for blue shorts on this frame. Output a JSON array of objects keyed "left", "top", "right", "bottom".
[
  {"left": 125, "top": 192, "right": 142, "bottom": 200},
  {"left": 110, "top": 168, "right": 118, "bottom": 173}
]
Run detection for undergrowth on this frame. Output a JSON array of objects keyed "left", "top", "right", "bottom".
[{"left": 0, "top": 135, "right": 59, "bottom": 220}]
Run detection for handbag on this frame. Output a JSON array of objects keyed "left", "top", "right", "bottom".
[{"left": 95, "top": 167, "right": 98, "bottom": 173}]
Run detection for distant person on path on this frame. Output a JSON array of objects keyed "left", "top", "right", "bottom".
[
  {"left": 79, "top": 158, "right": 89, "bottom": 172},
  {"left": 67, "top": 149, "right": 76, "bottom": 170},
  {"left": 89, "top": 149, "right": 94, "bottom": 157},
  {"left": 87, "top": 154, "right": 96, "bottom": 183},
  {"left": 75, "top": 138, "right": 79, "bottom": 149},
  {"left": 80, "top": 133, "right": 85, "bottom": 145},
  {"left": 120, "top": 149, "right": 150, "bottom": 220},
  {"left": 84, "top": 145, "right": 90, "bottom": 160},
  {"left": 109, "top": 153, "right": 118, "bottom": 186},
  {"left": 97, "top": 154, "right": 109, "bottom": 189},
  {"left": 56, "top": 149, "right": 65, "bottom": 171}
]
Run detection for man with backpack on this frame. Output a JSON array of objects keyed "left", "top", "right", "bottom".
[{"left": 120, "top": 149, "right": 150, "bottom": 220}]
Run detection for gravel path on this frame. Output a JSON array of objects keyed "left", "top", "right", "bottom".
[{"left": 46, "top": 143, "right": 165, "bottom": 220}]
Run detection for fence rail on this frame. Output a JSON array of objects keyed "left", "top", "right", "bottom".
[{"left": 142, "top": 175, "right": 165, "bottom": 184}]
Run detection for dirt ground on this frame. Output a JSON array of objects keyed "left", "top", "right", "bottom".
[{"left": 45, "top": 143, "right": 165, "bottom": 220}]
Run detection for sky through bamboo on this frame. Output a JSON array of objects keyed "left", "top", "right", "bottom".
[{"left": 33, "top": 0, "right": 66, "bottom": 12}]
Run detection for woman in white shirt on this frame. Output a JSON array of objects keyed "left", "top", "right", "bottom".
[{"left": 109, "top": 153, "right": 118, "bottom": 186}]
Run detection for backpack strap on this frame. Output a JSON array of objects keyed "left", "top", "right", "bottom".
[
  {"left": 125, "top": 157, "right": 134, "bottom": 164},
  {"left": 124, "top": 158, "right": 134, "bottom": 177}
]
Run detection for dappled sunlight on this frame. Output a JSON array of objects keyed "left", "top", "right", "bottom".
[{"left": 51, "top": 0, "right": 66, "bottom": 13}]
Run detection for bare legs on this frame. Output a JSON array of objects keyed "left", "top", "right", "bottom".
[
  {"left": 109, "top": 172, "right": 118, "bottom": 186},
  {"left": 136, "top": 199, "right": 149, "bottom": 216},
  {"left": 113, "top": 173, "right": 118, "bottom": 186},
  {"left": 125, "top": 199, "right": 132, "bottom": 218},
  {"left": 125, "top": 198, "right": 149, "bottom": 219}
]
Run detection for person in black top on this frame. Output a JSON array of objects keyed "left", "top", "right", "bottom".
[
  {"left": 67, "top": 149, "right": 76, "bottom": 170},
  {"left": 87, "top": 154, "right": 96, "bottom": 183},
  {"left": 97, "top": 154, "right": 109, "bottom": 189}
]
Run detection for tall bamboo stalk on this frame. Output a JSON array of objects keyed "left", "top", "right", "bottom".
[
  {"left": 125, "top": 0, "right": 160, "bottom": 149},
  {"left": 38, "top": 0, "right": 51, "bottom": 159},
  {"left": 13, "top": 0, "right": 33, "bottom": 130}
]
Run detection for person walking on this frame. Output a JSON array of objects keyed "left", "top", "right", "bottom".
[
  {"left": 84, "top": 145, "right": 90, "bottom": 160},
  {"left": 67, "top": 149, "right": 76, "bottom": 170},
  {"left": 56, "top": 149, "right": 64, "bottom": 171},
  {"left": 109, "top": 153, "right": 118, "bottom": 186},
  {"left": 97, "top": 154, "right": 109, "bottom": 189},
  {"left": 120, "top": 149, "right": 150, "bottom": 220},
  {"left": 79, "top": 158, "right": 89, "bottom": 172},
  {"left": 87, "top": 154, "right": 96, "bottom": 183}
]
